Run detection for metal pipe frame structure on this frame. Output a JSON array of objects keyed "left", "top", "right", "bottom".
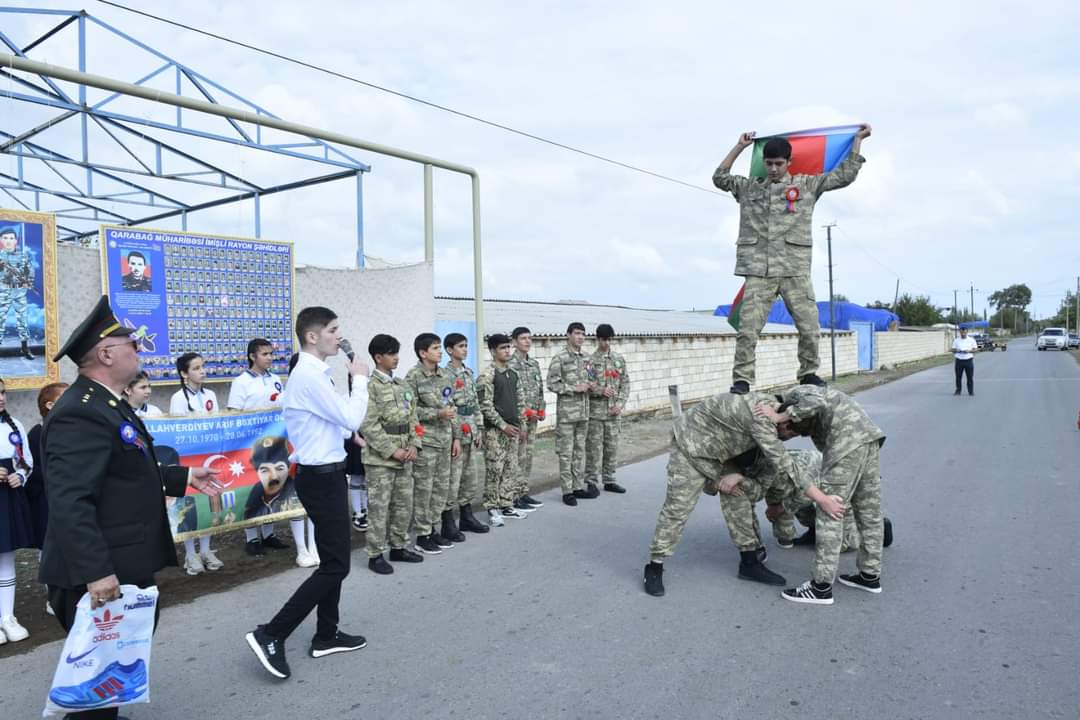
[{"left": 1, "top": 49, "right": 487, "bottom": 367}]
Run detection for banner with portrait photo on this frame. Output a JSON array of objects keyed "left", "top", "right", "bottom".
[
  {"left": 0, "top": 208, "right": 60, "bottom": 389},
  {"left": 143, "top": 409, "right": 304, "bottom": 541},
  {"left": 100, "top": 225, "right": 294, "bottom": 383}
]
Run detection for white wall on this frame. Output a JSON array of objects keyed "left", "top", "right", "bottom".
[{"left": 875, "top": 330, "right": 949, "bottom": 369}]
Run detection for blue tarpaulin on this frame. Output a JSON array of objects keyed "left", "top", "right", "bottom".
[
  {"left": 958, "top": 320, "right": 989, "bottom": 329},
  {"left": 714, "top": 300, "right": 899, "bottom": 331}
]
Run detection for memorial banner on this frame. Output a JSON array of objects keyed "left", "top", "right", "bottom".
[
  {"left": 144, "top": 409, "right": 304, "bottom": 541},
  {"left": 100, "top": 225, "right": 294, "bottom": 382},
  {"left": 0, "top": 208, "right": 60, "bottom": 389}
]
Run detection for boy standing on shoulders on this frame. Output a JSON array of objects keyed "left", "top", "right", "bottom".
[
  {"left": 586, "top": 324, "right": 630, "bottom": 494},
  {"left": 361, "top": 334, "right": 424, "bottom": 574},
  {"left": 477, "top": 334, "right": 528, "bottom": 526},
  {"left": 405, "top": 334, "right": 458, "bottom": 555},
  {"left": 509, "top": 326, "right": 545, "bottom": 512},
  {"left": 443, "top": 333, "right": 490, "bottom": 538}
]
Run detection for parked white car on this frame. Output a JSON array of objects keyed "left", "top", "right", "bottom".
[{"left": 1037, "top": 327, "right": 1068, "bottom": 350}]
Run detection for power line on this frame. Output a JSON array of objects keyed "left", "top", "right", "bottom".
[{"left": 97, "top": 0, "right": 722, "bottom": 196}]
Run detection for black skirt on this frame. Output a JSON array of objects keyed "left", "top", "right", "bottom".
[
  {"left": 344, "top": 435, "right": 365, "bottom": 477},
  {"left": 0, "top": 483, "right": 38, "bottom": 552}
]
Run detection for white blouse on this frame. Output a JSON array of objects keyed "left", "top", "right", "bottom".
[
  {"left": 0, "top": 415, "right": 32, "bottom": 483},
  {"left": 168, "top": 386, "right": 219, "bottom": 416}
]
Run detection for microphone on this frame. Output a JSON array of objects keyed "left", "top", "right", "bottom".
[{"left": 339, "top": 339, "right": 356, "bottom": 362}]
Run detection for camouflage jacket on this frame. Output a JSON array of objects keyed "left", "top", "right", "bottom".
[
  {"left": 477, "top": 364, "right": 527, "bottom": 431},
  {"left": 712, "top": 153, "right": 864, "bottom": 278},
  {"left": 727, "top": 447, "right": 822, "bottom": 508},
  {"left": 588, "top": 348, "right": 630, "bottom": 419},
  {"left": 546, "top": 344, "right": 592, "bottom": 423},
  {"left": 360, "top": 371, "right": 421, "bottom": 469},
  {"left": 404, "top": 363, "right": 455, "bottom": 448},
  {"left": 673, "top": 391, "right": 807, "bottom": 492},
  {"left": 0, "top": 250, "right": 34, "bottom": 290},
  {"left": 780, "top": 385, "right": 886, "bottom": 473},
  {"left": 445, "top": 362, "right": 480, "bottom": 441},
  {"left": 510, "top": 350, "right": 546, "bottom": 421}
]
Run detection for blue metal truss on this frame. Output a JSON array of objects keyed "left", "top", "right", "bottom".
[{"left": 0, "top": 6, "right": 369, "bottom": 253}]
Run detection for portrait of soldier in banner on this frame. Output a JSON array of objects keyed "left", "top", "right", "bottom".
[{"left": 121, "top": 249, "right": 153, "bottom": 292}]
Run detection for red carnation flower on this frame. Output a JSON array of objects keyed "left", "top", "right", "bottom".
[
  {"left": 455, "top": 378, "right": 465, "bottom": 389},
  {"left": 414, "top": 424, "right": 425, "bottom": 437},
  {"left": 525, "top": 409, "right": 535, "bottom": 418},
  {"left": 538, "top": 409, "right": 546, "bottom": 421},
  {"left": 461, "top": 423, "right": 472, "bottom": 435}
]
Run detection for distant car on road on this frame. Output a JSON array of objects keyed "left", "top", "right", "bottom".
[
  {"left": 1069, "top": 333, "right": 1080, "bottom": 349},
  {"left": 1037, "top": 327, "right": 1068, "bottom": 351}
]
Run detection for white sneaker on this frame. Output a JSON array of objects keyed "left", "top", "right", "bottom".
[
  {"left": 501, "top": 507, "right": 527, "bottom": 519},
  {"left": 45, "top": 601, "right": 55, "bottom": 616},
  {"left": 184, "top": 553, "right": 205, "bottom": 575},
  {"left": 296, "top": 549, "right": 318, "bottom": 568},
  {"left": 200, "top": 549, "right": 224, "bottom": 571},
  {"left": 1, "top": 616, "right": 29, "bottom": 642},
  {"left": 487, "top": 508, "right": 505, "bottom": 527}
]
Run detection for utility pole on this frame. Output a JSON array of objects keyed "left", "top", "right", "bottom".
[
  {"left": 969, "top": 283, "right": 976, "bottom": 320},
  {"left": 893, "top": 278, "right": 900, "bottom": 311},
  {"left": 953, "top": 289, "right": 959, "bottom": 326},
  {"left": 824, "top": 222, "right": 838, "bottom": 381},
  {"left": 1076, "top": 277, "right": 1079, "bottom": 336}
]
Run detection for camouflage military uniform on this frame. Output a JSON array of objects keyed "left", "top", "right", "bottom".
[
  {"left": 781, "top": 385, "right": 885, "bottom": 583},
  {"left": 361, "top": 370, "right": 422, "bottom": 558},
  {"left": 509, "top": 349, "right": 545, "bottom": 499},
  {"left": 546, "top": 344, "right": 592, "bottom": 495},
  {"left": 586, "top": 347, "right": 630, "bottom": 486},
  {"left": 445, "top": 361, "right": 481, "bottom": 510},
  {"left": 648, "top": 391, "right": 808, "bottom": 561},
  {"left": 0, "top": 248, "right": 34, "bottom": 343},
  {"left": 713, "top": 153, "right": 865, "bottom": 386},
  {"left": 404, "top": 364, "right": 455, "bottom": 536},
  {"left": 478, "top": 363, "right": 526, "bottom": 510}
]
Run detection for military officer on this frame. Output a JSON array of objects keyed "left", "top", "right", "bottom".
[
  {"left": 546, "top": 322, "right": 596, "bottom": 505},
  {"left": 508, "top": 326, "right": 545, "bottom": 511},
  {"left": 585, "top": 324, "right": 630, "bottom": 494},
  {"left": 39, "top": 296, "right": 221, "bottom": 720},
  {"left": 713, "top": 125, "right": 871, "bottom": 394}
]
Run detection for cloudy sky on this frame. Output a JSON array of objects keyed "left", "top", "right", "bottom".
[{"left": 3, "top": 1, "right": 1078, "bottom": 317}]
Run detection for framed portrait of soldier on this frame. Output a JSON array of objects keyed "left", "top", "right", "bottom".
[{"left": 0, "top": 209, "right": 60, "bottom": 388}]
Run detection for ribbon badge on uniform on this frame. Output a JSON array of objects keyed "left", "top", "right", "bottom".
[
  {"left": 205, "top": 399, "right": 214, "bottom": 412},
  {"left": 8, "top": 431, "right": 20, "bottom": 446},
  {"left": 274, "top": 382, "right": 282, "bottom": 392},
  {"left": 442, "top": 386, "right": 453, "bottom": 404},
  {"left": 784, "top": 186, "right": 800, "bottom": 213},
  {"left": 119, "top": 422, "right": 148, "bottom": 456}
]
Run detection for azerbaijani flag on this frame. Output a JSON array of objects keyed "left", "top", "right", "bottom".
[
  {"left": 727, "top": 283, "right": 746, "bottom": 331},
  {"left": 749, "top": 125, "right": 860, "bottom": 178}
]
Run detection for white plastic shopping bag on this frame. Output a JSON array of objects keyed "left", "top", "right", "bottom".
[{"left": 43, "top": 584, "right": 158, "bottom": 717}]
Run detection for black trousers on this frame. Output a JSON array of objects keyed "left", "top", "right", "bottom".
[
  {"left": 263, "top": 465, "right": 351, "bottom": 641},
  {"left": 48, "top": 579, "right": 158, "bottom": 720},
  {"left": 955, "top": 358, "right": 974, "bottom": 394}
]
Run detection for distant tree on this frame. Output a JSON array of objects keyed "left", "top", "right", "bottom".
[
  {"left": 893, "top": 293, "right": 942, "bottom": 326},
  {"left": 866, "top": 300, "right": 892, "bottom": 311},
  {"left": 831, "top": 293, "right": 849, "bottom": 303}
]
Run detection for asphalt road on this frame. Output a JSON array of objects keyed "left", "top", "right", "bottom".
[{"left": 4, "top": 341, "right": 1078, "bottom": 719}]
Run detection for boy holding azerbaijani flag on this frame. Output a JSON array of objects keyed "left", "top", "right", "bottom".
[{"left": 713, "top": 124, "right": 871, "bottom": 395}]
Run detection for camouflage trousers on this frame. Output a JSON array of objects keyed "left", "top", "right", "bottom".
[
  {"left": 733, "top": 274, "right": 819, "bottom": 385},
  {"left": 717, "top": 477, "right": 793, "bottom": 551},
  {"left": 813, "top": 441, "right": 883, "bottom": 584},
  {"left": 585, "top": 417, "right": 621, "bottom": 485},
  {"left": 511, "top": 419, "right": 538, "bottom": 499},
  {"left": 788, "top": 497, "right": 861, "bottom": 552},
  {"left": 364, "top": 464, "right": 413, "bottom": 558},
  {"left": 0, "top": 288, "right": 30, "bottom": 341},
  {"left": 483, "top": 428, "right": 521, "bottom": 510},
  {"left": 412, "top": 443, "right": 451, "bottom": 535},
  {"left": 447, "top": 431, "right": 481, "bottom": 511},
  {"left": 648, "top": 442, "right": 707, "bottom": 561},
  {"left": 555, "top": 419, "right": 588, "bottom": 495}
]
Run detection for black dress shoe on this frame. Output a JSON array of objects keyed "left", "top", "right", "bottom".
[
  {"left": 738, "top": 559, "right": 787, "bottom": 586},
  {"left": 799, "top": 373, "right": 826, "bottom": 387},
  {"left": 572, "top": 489, "right": 589, "bottom": 499},
  {"left": 603, "top": 482, "right": 626, "bottom": 494},
  {"left": 368, "top": 555, "right": 394, "bottom": 574},
  {"left": 261, "top": 534, "right": 289, "bottom": 550},
  {"left": 389, "top": 547, "right": 424, "bottom": 563},
  {"left": 245, "top": 540, "right": 265, "bottom": 557},
  {"left": 583, "top": 483, "right": 600, "bottom": 499},
  {"left": 730, "top": 380, "right": 750, "bottom": 395},
  {"left": 563, "top": 493, "right": 578, "bottom": 506}
]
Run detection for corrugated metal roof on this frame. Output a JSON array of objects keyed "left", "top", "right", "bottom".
[{"left": 435, "top": 297, "right": 803, "bottom": 337}]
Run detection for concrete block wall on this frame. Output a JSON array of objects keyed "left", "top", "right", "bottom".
[{"left": 875, "top": 330, "right": 948, "bottom": 369}]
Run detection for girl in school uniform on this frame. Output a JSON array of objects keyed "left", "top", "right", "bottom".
[
  {"left": 0, "top": 377, "right": 34, "bottom": 644},
  {"left": 125, "top": 370, "right": 163, "bottom": 418},
  {"left": 169, "top": 353, "right": 223, "bottom": 575},
  {"left": 27, "top": 382, "right": 68, "bottom": 617}
]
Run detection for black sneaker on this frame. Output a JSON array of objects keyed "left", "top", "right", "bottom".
[
  {"left": 838, "top": 572, "right": 882, "bottom": 594},
  {"left": 603, "top": 482, "right": 627, "bottom": 494},
  {"left": 572, "top": 489, "right": 590, "bottom": 500},
  {"left": 310, "top": 630, "right": 367, "bottom": 659},
  {"left": 643, "top": 561, "right": 665, "bottom": 597},
  {"left": 799, "top": 373, "right": 826, "bottom": 387},
  {"left": 730, "top": 380, "right": 750, "bottom": 395},
  {"left": 352, "top": 512, "right": 369, "bottom": 532},
  {"left": 513, "top": 498, "right": 537, "bottom": 513},
  {"left": 245, "top": 540, "right": 265, "bottom": 557},
  {"left": 777, "top": 536, "right": 794, "bottom": 549},
  {"left": 245, "top": 626, "right": 290, "bottom": 679},
  {"left": 389, "top": 547, "right": 424, "bottom": 563},
  {"left": 883, "top": 517, "right": 893, "bottom": 548},
  {"left": 583, "top": 483, "right": 600, "bottom": 499},
  {"left": 368, "top": 555, "right": 394, "bottom": 574},
  {"left": 953, "top": 390, "right": 961, "bottom": 396},
  {"left": 792, "top": 528, "right": 816, "bottom": 546},
  {"left": 563, "top": 493, "right": 578, "bottom": 506},
  {"left": 782, "top": 580, "right": 834, "bottom": 605},
  {"left": 415, "top": 535, "right": 443, "bottom": 554},
  {"left": 738, "top": 560, "right": 786, "bottom": 586},
  {"left": 261, "top": 534, "right": 289, "bottom": 550},
  {"left": 522, "top": 495, "right": 544, "bottom": 507},
  {"left": 430, "top": 532, "right": 454, "bottom": 548}
]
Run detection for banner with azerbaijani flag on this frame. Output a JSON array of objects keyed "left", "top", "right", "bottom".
[
  {"left": 144, "top": 409, "right": 304, "bottom": 541},
  {"left": 749, "top": 125, "right": 860, "bottom": 179}
]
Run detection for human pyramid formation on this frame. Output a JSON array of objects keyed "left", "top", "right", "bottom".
[{"left": 642, "top": 124, "right": 891, "bottom": 605}]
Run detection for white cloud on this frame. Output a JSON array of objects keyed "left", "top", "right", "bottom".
[{"left": 974, "top": 102, "right": 1028, "bottom": 130}]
